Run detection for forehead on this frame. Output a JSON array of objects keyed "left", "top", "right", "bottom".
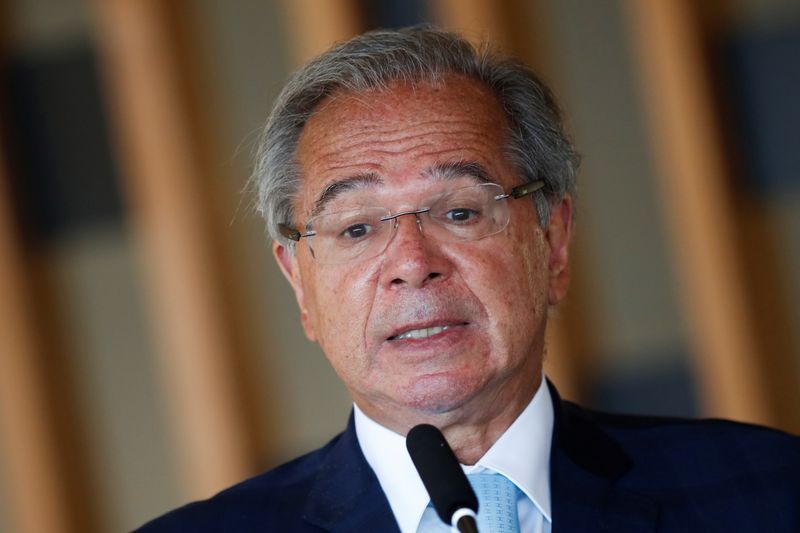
[{"left": 294, "top": 76, "right": 513, "bottom": 214}]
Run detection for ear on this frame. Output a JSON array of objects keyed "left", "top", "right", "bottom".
[
  {"left": 545, "top": 196, "right": 573, "bottom": 306},
  {"left": 273, "top": 241, "right": 317, "bottom": 342}
]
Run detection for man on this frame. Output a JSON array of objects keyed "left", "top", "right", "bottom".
[{"left": 138, "top": 26, "right": 800, "bottom": 532}]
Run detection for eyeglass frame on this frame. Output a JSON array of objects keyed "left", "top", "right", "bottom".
[{"left": 278, "top": 179, "right": 545, "bottom": 253}]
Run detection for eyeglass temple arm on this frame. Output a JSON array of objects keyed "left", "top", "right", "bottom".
[
  {"left": 279, "top": 223, "right": 316, "bottom": 242},
  {"left": 510, "top": 180, "right": 545, "bottom": 199},
  {"left": 278, "top": 223, "right": 301, "bottom": 242}
]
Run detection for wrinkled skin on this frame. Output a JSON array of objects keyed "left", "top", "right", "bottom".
[{"left": 274, "top": 76, "right": 572, "bottom": 462}]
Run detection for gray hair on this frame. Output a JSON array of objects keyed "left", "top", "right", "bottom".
[{"left": 253, "top": 25, "right": 579, "bottom": 244}]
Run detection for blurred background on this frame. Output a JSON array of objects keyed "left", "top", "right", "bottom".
[{"left": 1, "top": 0, "right": 799, "bottom": 531}]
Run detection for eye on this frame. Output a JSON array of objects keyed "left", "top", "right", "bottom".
[
  {"left": 340, "top": 223, "right": 372, "bottom": 239},
  {"left": 445, "top": 208, "right": 480, "bottom": 223}
]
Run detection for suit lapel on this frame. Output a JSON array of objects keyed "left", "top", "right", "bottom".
[
  {"left": 303, "top": 414, "right": 401, "bottom": 533},
  {"left": 548, "top": 381, "right": 659, "bottom": 533}
]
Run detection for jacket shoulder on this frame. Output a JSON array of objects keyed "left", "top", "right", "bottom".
[
  {"left": 565, "top": 401, "right": 800, "bottom": 486},
  {"left": 554, "top": 400, "right": 800, "bottom": 531},
  {"left": 574, "top": 402, "right": 800, "bottom": 450}
]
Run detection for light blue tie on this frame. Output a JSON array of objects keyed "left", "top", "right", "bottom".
[{"left": 468, "top": 472, "right": 521, "bottom": 533}]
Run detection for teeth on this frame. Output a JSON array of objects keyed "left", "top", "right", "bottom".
[{"left": 394, "top": 325, "right": 451, "bottom": 340}]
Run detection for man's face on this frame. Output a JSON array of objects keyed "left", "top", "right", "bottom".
[{"left": 274, "top": 76, "right": 571, "bottom": 430}]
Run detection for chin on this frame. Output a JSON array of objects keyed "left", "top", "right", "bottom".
[{"left": 397, "top": 372, "right": 486, "bottom": 414}]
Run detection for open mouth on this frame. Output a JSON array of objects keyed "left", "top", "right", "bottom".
[{"left": 388, "top": 322, "right": 469, "bottom": 341}]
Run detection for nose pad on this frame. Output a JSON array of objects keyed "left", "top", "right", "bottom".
[
  {"left": 381, "top": 210, "right": 423, "bottom": 245},
  {"left": 386, "top": 212, "right": 425, "bottom": 249}
]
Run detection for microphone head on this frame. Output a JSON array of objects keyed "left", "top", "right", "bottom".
[{"left": 406, "top": 424, "right": 478, "bottom": 525}]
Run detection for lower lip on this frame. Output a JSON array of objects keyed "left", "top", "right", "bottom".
[{"left": 385, "top": 324, "right": 470, "bottom": 350}]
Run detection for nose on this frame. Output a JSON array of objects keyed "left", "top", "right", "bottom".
[{"left": 379, "top": 213, "right": 450, "bottom": 289}]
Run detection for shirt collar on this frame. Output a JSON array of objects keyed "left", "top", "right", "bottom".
[
  {"left": 467, "top": 375, "right": 553, "bottom": 521},
  {"left": 354, "top": 375, "right": 553, "bottom": 533},
  {"left": 354, "top": 403, "right": 429, "bottom": 533}
]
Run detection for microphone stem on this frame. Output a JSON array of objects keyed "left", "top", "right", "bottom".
[{"left": 456, "top": 515, "right": 479, "bottom": 533}]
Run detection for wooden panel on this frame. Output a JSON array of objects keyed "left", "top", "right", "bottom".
[
  {"left": 622, "top": 0, "right": 771, "bottom": 424},
  {"left": 279, "top": 0, "right": 362, "bottom": 67},
  {"left": 91, "top": 0, "right": 254, "bottom": 499},
  {"left": 432, "top": 0, "right": 515, "bottom": 45},
  {"left": 431, "top": 0, "right": 551, "bottom": 72},
  {"left": 0, "top": 141, "right": 72, "bottom": 533},
  {"left": 0, "top": 2, "right": 73, "bottom": 528}
]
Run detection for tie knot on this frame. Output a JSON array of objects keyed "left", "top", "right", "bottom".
[{"left": 467, "top": 473, "right": 521, "bottom": 533}]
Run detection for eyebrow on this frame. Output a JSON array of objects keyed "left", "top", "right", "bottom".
[
  {"left": 425, "top": 160, "right": 493, "bottom": 183},
  {"left": 310, "top": 160, "right": 494, "bottom": 216},
  {"left": 312, "top": 172, "right": 383, "bottom": 216}
]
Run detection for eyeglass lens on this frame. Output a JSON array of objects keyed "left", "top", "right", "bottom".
[{"left": 306, "top": 183, "right": 511, "bottom": 264}]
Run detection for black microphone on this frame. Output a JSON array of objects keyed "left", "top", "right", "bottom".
[{"left": 406, "top": 424, "right": 479, "bottom": 533}]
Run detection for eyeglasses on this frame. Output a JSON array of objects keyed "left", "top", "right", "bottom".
[{"left": 279, "top": 181, "right": 544, "bottom": 265}]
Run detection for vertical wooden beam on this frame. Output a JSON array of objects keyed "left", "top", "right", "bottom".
[
  {"left": 279, "top": 0, "right": 362, "bottom": 67},
  {"left": 430, "top": 0, "right": 551, "bottom": 71},
  {"left": 0, "top": 143, "right": 72, "bottom": 533},
  {"left": 622, "top": 0, "right": 771, "bottom": 424},
  {"left": 91, "top": 0, "right": 254, "bottom": 499},
  {"left": 0, "top": 2, "right": 72, "bottom": 529},
  {"left": 431, "top": 0, "right": 515, "bottom": 45}
]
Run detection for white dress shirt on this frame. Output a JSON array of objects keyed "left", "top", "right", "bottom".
[{"left": 354, "top": 375, "right": 554, "bottom": 533}]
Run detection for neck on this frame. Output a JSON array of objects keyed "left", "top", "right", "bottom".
[{"left": 439, "top": 370, "right": 541, "bottom": 464}]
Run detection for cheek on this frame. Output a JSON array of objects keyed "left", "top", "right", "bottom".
[
  {"left": 493, "top": 254, "right": 543, "bottom": 316},
  {"left": 467, "top": 235, "right": 548, "bottom": 345},
  {"left": 308, "top": 264, "right": 380, "bottom": 361}
]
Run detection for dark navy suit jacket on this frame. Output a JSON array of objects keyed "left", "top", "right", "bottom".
[{"left": 136, "top": 384, "right": 800, "bottom": 532}]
